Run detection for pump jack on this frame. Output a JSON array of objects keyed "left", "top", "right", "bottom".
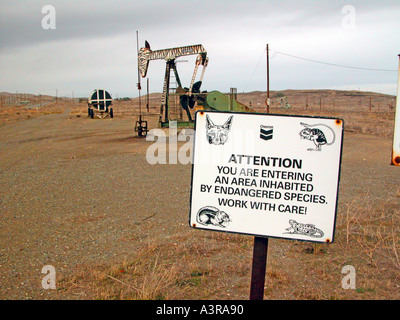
[
  {"left": 135, "top": 31, "right": 148, "bottom": 137},
  {"left": 138, "top": 41, "right": 208, "bottom": 127}
]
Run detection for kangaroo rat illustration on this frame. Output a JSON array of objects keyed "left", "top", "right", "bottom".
[
  {"left": 299, "top": 122, "right": 335, "bottom": 151},
  {"left": 205, "top": 115, "right": 233, "bottom": 145},
  {"left": 196, "top": 206, "right": 231, "bottom": 228}
]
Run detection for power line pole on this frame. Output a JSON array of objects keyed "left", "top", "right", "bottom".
[
  {"left": 266, "top": 43, "right": 270, "bottom": 114},
  {"left": 369, "top": 96, "right": 372, "bottom": 112}
]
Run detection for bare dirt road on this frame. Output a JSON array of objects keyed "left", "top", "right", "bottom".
[
  {"left": 1, "top": 106, "right": 399, "bottom": 300},
  {"left": 0, "top": 110, "right": 171, "bottom": 299}
]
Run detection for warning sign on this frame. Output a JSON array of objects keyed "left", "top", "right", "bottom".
[{"left": 189, "top": 111, "right": 344, "bottom": 243}]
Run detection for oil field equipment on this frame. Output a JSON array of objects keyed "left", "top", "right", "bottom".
[
  {"left": 277, "top": 96, "right": 292, "bottom": 109},
  {"left": 88, "top": 89, "right": 114, "bottom": 119},
  {"left": 198, "top": 88, "right": 253, "bottom": 113},
  {"left": 138, "top": 41, "right": 254, "bottom": 128},
  {"left": 138, "top": 41, "right": 208, "bottom": 127},
  {"left": 134, "top": 32, "right": 149, "bottom": 137}
]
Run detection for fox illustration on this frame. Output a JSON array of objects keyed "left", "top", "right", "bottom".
[{"left": 205, "top": 115, "right": 233, "bottom": 145}]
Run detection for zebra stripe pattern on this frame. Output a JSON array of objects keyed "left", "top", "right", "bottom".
[{"left": 138, "top": 44, "right": 206, "bottom": 78}]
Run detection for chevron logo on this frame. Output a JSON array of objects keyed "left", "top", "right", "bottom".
[{"left": 260, "top": 126, "right": 273, "bottom": 141}]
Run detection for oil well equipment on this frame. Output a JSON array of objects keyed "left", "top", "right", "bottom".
[
  {"left": 88, "top": 89, "right": 114, "bottom": 119},
  {"left": 138, "top": 41, "right": 254, "bottom": 128}
]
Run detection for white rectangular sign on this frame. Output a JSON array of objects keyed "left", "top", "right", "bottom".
[
  {"left": 189, "top": 111, "right": 344, "bottom": 243},
  {"left": 391, "top": 55, "right": 400, "bottom": 166}
]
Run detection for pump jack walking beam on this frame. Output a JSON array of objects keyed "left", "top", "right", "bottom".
[{"left": 138, "top": 41, "right": 208, "bottom": 124}]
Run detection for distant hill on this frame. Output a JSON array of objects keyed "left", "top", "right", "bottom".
[
  {"left": 235, "top": 89, "right": 396, "bottom": 112},
  {"left": 129, "top": 89, "right": 396, "bottom": 112},
  {"left": 1, "top": 89, "right": 395, "bottom": 112}
]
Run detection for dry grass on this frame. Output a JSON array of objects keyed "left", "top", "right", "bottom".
[
  {"left": 270, "top": 108, "right": 395, "bottom": 138},
  {"left": 58, "top": 244, "right": 179, "bottom": 300},
  {"left": 0, "top": 103, "right": 64, "bottom": 126},
  {"left": 52, "top": 215, "right": 400, "bottom": 300},
  {"left": 337, "top": 195, "right": 400, "bottom": 269},
  {"left": 57, "top": 233, "right": 248, "bottom": 300},
  {"left": 57, "top": 195, "right": 400, "bottom": 300}
]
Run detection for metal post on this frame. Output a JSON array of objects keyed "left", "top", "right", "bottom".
[
  {"left": 229, "top": 88, "right": 237, "bottom": 111},
  {"left": 164, "top": 61, "right": 172, "bottom": 123},
  {"left": 146, "top": 78, "right": 149, "bottom": 112},
  {"left": 250, "top": 236, "right": 269, "bottom": 300},
  {"left": 266, "top": 44, "right": 270, "bottom": 114},
  {"left": 369, "top": 96, "right": 372, "bottom": 112}
]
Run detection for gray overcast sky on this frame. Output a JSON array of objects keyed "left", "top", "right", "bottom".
[{"left": 1, "top": 0, "right": 399, "bottom": 98}]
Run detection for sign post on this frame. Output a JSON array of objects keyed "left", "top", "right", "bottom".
[
  {"left": 189, "top": 110, "right": 344, "bottom": 299},
  {"left": 249, "top": 237, "right": 269, "bottom": 300}
]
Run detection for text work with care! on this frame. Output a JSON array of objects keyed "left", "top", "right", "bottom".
[{"left": 189, "top": 111, "right": 344, "bottom": 243}]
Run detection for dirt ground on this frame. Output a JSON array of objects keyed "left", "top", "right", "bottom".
[{"left": 0, "top": 99, "right": 399, "bottom": 300}]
